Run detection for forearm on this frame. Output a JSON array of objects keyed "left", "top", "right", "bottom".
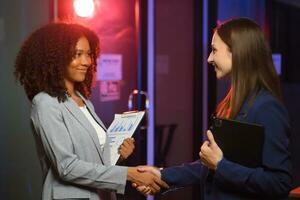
[
  {"left": 161, "top": 160, "right": 207, "bottom": 187},
  {"left": 55, "top": 155, "right": 128, "bottom": 194},
  {"left": 215, "top": 158, "right": 292, "bottom": 197}
]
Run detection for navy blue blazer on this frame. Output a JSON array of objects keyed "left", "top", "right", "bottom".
[{"left": 161, "top": 90, "right": 292, "bottom": 199}]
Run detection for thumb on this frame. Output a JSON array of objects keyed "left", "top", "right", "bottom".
[
  {"left": 137, "top": 168, "right": 147, "bottom": 173},
  {"left": 206, "top": 130, "right": 216, "bottom": 145},
  {"left": 137, "top": 166, "right": 151, "bottom": 173}
]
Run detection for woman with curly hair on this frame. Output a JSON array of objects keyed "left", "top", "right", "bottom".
[{"left": 15, "top": 22, "right": 168, "bottom": 200}]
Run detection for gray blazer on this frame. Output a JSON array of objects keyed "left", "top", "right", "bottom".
[{"left": 30, "top": 92, "right": 128, "bottom": 200}]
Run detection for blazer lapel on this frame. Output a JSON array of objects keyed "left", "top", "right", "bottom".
[{"left": 63, "top": 96, "right": 105, "bottom": 164}]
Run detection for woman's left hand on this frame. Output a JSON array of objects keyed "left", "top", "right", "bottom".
[
  {"left": 199, "top": 130, "right": 223, "bottom": 170},
  {"left": 118, "top": 138, "right": 135, "bottom": 160}
]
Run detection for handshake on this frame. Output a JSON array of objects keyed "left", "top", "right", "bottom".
[{"left": 127, "top": 166, "right": 169, "bottom": 195}]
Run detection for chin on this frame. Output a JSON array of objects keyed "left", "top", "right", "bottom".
[
  {"left": 216, "top": 73, "right": 223, "bottom": 79},
  {"left": 76, "top": 75, "right": 86, "bottom": 82},
  {"left": 74, "top": 77, "right": 86, "bottom": 82}
]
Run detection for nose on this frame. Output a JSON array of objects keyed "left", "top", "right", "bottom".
[
  {"left": 207, "top": 52, "right": 213, "bottom": 64},
  {"left": 81, "top": 54, "right": 92, "bottom": 67}
]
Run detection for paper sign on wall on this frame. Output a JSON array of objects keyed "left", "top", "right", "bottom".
[
  {"left": 97, "top": 54, "right": 122, "bottom": 81},
  {"left": 99, "top": 81, "right": 120, "bottom": 102}
]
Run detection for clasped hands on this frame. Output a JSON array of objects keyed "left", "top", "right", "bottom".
[
  {"left": 118, "top": 138, "right": 168, "bottom": 194},
  {"left": 119, "top": 138, "right": 169, "bottom": 194},
  {"left": 132, "top": 130, "right": 224, "bottom": 196},
  {"left": 128, "top": 166, "right": 168, "bottom": 195}
]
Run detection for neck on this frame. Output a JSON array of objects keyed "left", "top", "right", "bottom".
[{"left": 65, "top": 79, "right": 75, "bottom": 96}]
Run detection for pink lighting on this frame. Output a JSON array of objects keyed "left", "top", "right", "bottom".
[{"left": 73, "top": 0, "right": 95, "bottom": 18}]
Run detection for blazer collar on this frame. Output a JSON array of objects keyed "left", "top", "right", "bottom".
[
  {"left": 76, "top": 92, "right": 107, "bottom": 131},
  {"left": 63, "top": 93, "right": 105, "bottom": 163}
]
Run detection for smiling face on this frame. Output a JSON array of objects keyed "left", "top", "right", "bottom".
[
  {"left": 207, "top": 32, "right": 232, "bottom": 79},
  {"left": 64, "top": 36, "right": 92, "bottom": 86}
]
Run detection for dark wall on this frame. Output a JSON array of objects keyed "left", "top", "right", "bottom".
[
  {"left": 154, "top": 0, "right": 195, "bottom": 199},
  {"left": 0, "top": 0, "right": 49, "bottom": 199},
  {"left": 269, "top": 0, "right": 300, "bottom": 187}
]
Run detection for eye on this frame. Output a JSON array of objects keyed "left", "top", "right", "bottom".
[
  {"left": 212, "top": 47, "right": 217, "bottom": 53},
  {"left": 74, "top": 52, "right": 82, "bottom": 58}
]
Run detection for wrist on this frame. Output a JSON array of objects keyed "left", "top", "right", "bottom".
[
  {"left": 127, "top": 167, "right": 137, "bottom": 182},
  {"left": 156, "top": 167, "right": 162, "bottom": 178},
  {"left": 214, "top": 157, "right": 223, "bottom": 170}
]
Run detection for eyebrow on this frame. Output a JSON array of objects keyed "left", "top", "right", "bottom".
[{"left": 75, "top": 49, "right": 91, "bottom": 53}]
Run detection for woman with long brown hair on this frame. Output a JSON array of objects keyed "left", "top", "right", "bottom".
[{"left": 136, "top": 18, "right": 292, "bottom": 199}]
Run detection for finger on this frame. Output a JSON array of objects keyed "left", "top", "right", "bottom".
[
  {"left": 199, "top": 151, "right": 207, "bottom": 161},
  {"left": 119, "top": 143, "right": 130, "bottom": 152},
  {"left": 149, "top": 182, "right": 160, "bottom": 193},
  {"left": 199, "top": 151, "right": 203, "bottom": 158},
  {"left": 136, "top": 186, "right": 150, "bottom": 196},
  {"left": 201, "top": 141, "right": 210, "bottom": 149},
  {"left": 132, "top": 183, "right": 137, "bottom": 188},
  {"left": 141, "top": 187, "right": 152, "bottom": 196},
  {"left": 154, "top": 176, "right": 169, "bottom": 188},
  {"left": 118, "top": 148, "right": 124, "bottom": 154},
  {"left": 206, "top": 130, "right": 215, "bottom": 145},
  {"left": 126, "top": 139, "right": 135, "bottom": 149},
  {"left": 122, "top": 140, "right": 130, "bottom": 148},
  {"left": 122, "top": 140, "right": 134, "bottom": 151},
  {"left": 145, "top": 190, "right": 152, "bottom": 196},
  {"left": 126, "top": 137, "right": 135, "bottom": 143},
  {"left": 142, "top": 186, "right": 151, "bottom": 194},
  {"left": 136, "top": 185, "right": 147, "bottom": 191},
  {"left": 125, "top": 137, "right": 135, "bottom": 144},
  {"left": 118, "top": 144, "right": 125, "bottom": 151},
  {"left": 200, "top": 141, "right": 210, "bottom": 152},
  {"left": 199, "top": 153, "right": 206, "bottom": 163}
]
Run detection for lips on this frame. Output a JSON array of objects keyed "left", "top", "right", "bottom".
[
  {"left": 212, "top": 63, "right": 219, "bottom": 71},
  {"left": 77, "top": 69, "right": 87, "bottom": 73}
]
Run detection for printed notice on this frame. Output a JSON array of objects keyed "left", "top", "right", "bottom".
[{"left": 97, "top": 54, "right": 122, "bottom": 81}]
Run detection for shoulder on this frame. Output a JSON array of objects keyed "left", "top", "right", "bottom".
[
  {"left": 252, "top": 90, "right": 288, "bottom": 116},
  {"left": 32, "top": 92, "right": 58, "bottom": 103},
  {"left": 31, "top": 92, "right": 61, "bottom": 111},
  {"left": 250, "top": 90, "right": 290, "bottom": 128}
]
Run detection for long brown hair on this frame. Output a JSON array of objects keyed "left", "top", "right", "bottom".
[
  {"left": 14, "top": 22, "right": 100, "bottom": 102},
  {"left": 215, "top": 18, "right": 281, "bottom": 119}
]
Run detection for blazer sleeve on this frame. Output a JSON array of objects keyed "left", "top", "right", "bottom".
[
  {"left": 213, "top": 100, "right": 292, "bottom": 197},
  {"left": 161, "top": 160, "right": 207, "bottom": 191},
  {"left": 31, "top": 98, "right": 128, "bottom": 194}
]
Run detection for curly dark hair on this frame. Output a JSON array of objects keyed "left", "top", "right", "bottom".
[{"left": 14, "top": 22, "right": 100, "bottom": 102}]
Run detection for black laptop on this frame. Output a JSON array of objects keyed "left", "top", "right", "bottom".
[{"left": 210, "top": 117, "right": 265, "bottom": 168}]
